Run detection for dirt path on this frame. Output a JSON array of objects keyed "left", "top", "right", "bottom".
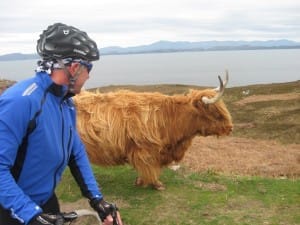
[
  {"left": 234, "top": 92, "right": 300, "bottom": 106},
  {"left": 181, "top": 136, "right": 300, "bottom": 178}
]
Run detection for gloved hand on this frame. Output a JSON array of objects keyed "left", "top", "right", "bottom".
[
  {"left": 89, "top": 198, "right": 118, "bottom": 222},
  {"left": 28, "top": 213, "right": 64, "bottom": 225}
]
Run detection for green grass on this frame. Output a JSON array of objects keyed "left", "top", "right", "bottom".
[{"left": 57, "top": 165, "right": 300, "bottom": 225}]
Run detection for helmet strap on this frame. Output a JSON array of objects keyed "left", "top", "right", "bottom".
[{"left": 57, "top": 59, "right": 83, "bottom": 93}]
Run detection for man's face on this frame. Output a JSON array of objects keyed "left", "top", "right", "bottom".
[{"left": 69, "top": 62, "right": 90, "bottom": 94}]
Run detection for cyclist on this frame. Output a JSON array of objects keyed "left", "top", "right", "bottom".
[{"left": 0, "top": 23, "right": 123, "bottom": 225}]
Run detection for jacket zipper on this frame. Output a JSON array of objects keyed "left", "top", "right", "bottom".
[
  {"left": 52, "top": 102, "right": 67, "bottom": 191},
  {"left": 67, "top": 127, "right": 72, "bottom": 162}
]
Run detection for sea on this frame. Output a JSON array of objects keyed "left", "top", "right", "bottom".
[{"left": 0, "top": 49, "right": 299, "bottom": 88}]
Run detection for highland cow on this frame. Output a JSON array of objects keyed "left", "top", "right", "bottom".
[{"left": 74, "top": 71, "right": 233, "bottom": 190}]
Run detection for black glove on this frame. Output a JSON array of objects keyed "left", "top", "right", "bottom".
[
  {"left": 89, "top": 198, "right": 118, "bottom": 222},
  {"left": 28, "top": 213, "right": 64, "bottom": 225}
]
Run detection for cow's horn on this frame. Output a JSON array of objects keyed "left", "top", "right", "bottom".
[{"left": 202, "top": 70, "right": 229, "bottom": 104}]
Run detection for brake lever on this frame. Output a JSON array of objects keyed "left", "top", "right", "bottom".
[
  {"left": 62, "top": 211, "right": 78, "bottom": 222},
  {"left": 110, "top": 204, "right": 119, "bottom": 225}
]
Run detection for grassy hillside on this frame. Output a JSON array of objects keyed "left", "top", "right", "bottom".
[
  {"left": 92, "top": 80, "right": 300, "bottom": 144},
  {"left": 0, "top": 79, "right": 15, "bottom": 94}
]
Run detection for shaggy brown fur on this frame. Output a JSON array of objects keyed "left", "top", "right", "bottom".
[{"left": 74, "top": 88, "right": 233, "bottom": 190}]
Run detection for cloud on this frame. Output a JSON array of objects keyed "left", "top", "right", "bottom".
[{"left": 0, "top": 0, "right": 300, "bottom": 54}]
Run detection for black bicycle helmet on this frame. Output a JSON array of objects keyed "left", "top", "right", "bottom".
[{"left": 37, "top": 23, "right": 99, "bottom": 61}]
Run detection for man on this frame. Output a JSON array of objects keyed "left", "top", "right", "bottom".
[{"left": 0, "top": 23, "right": 123, "bottom": 225}]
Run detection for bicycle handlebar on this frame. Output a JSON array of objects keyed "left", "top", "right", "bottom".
[{"left": 62, "top": 209, "right": 101, "bottom": 224}]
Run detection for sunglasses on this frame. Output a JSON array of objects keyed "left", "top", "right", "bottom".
[{"left": 79, "top": 60, "right": 93, "bottom": 73}]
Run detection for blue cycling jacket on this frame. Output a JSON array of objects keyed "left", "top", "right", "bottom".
[{"left": 0, "top": 72, "right": 102, "bottom": 224}]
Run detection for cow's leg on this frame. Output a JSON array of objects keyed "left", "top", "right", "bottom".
[{"left": 128, "top": 148, "right": 165, "bottom": 190}]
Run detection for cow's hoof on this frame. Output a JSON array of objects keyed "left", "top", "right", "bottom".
[
  {"left": 153, "top": 183, "right": 165, "bottom": 191},
  {"left": 154, "top": 185, "right": 165, "bottom": 191},
  {"left": 135, "top": 177, "right": 146, "bottom": 187}
]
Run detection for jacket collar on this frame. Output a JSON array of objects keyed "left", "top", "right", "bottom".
[{"left": 36, "top": 72, "right": 74, "bottom": 99}]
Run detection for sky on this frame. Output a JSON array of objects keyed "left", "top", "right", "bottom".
[{"left": 0, "top": 0, "right": 300, "bottom": 55}]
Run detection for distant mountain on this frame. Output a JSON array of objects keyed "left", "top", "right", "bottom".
[
  {"left": 100, "top": 39, "right": 300, "bottom": 55},
  {"left": 0, "top": 53, "right": 38, "bottom": 61},
  {"left": 1, "top": 39, "right": 300, "bottom": 61}
]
